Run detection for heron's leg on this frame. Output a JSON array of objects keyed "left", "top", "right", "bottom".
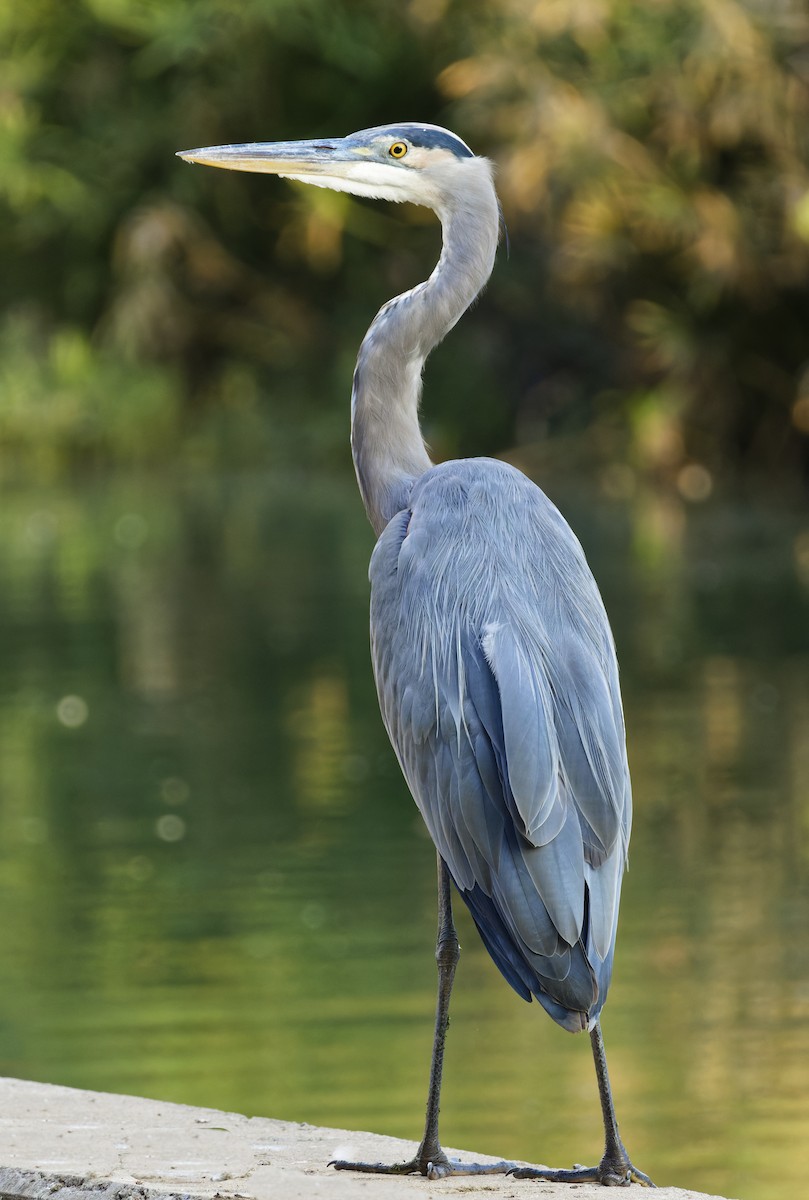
[
  {"left": 510, "top": 1021, "right": 655, "bottom": 1187},
  {"left": 590, "top": 1020, "right": 655, "bottom": 1185},
  {"left": 330, "top": 854, "right": 512, "bottom": 1179},
  {"left": 413, "top": 851, "right": 460, "bottom": 1171}
]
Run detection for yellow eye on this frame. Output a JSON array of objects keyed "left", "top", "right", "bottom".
[{"left": 389, "top": 142, "right": 408, "bottom": 159}]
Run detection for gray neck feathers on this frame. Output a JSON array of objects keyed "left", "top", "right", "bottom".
[{"left": 350, "top": 159, "right": 500, "bottom": 536}]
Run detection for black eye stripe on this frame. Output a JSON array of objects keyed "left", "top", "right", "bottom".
[{"left": 383, "top": 127, "right": 473, "bottom": 158}]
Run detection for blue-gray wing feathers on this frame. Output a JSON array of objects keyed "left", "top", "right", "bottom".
[{"left": 370, "top": 458, "right": 631, "bottom": 1032}]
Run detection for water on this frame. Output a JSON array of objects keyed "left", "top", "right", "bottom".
[{"left": 0, "top": 467, "right": 807, "bottom": 1200}]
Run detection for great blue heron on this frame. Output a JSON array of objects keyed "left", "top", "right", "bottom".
[{"left": 177, "top": 123, "right": 653, "bottom": 1188}]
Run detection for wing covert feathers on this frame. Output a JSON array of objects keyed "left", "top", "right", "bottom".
[{"left": 369, "top": 458, "right": 631, "bottom": 1031}]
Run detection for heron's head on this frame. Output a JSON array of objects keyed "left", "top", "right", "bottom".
[{"left": 176, "top": 123, "right": 489, "bottom": 215}]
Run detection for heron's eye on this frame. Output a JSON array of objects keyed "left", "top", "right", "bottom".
[{"left": 389, "top": 142, "right": 408, "bottom": 159}]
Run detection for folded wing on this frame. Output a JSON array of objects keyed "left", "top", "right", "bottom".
[{"left": 369, "top": 467, "right": 631, "bottom": 1031}]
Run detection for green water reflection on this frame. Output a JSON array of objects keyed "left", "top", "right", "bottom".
[{"left": 0, "top": 469, "right": 807, "bottom": 1200}]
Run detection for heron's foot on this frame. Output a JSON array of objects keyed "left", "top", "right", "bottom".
[
  {"left": 510, "top": 1153, "right": 655, "bottom": 1188},
  {"left": 330, "top": 1147, "right": 513, "bottom": 1180}
]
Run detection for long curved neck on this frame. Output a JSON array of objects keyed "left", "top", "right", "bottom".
[{"left": 350, "top": 162, "right": 500, "bottom": 535}]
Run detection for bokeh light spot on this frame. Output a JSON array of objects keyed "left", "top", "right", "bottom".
[{"left": 56, "top": 694, "right": 88, "bottom": 728}]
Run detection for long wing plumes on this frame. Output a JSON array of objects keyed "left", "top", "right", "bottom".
[{"left": 370, "top": 457, "right": 631, "bottom": 1032}]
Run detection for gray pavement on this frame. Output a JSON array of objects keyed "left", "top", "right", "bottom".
[{"left": 0, "top": 1078, "right": 733, "bottom": 1200}]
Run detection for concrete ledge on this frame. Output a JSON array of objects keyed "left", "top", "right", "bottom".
[
  {"left": 0, "top": 1169, "right": 194, "bottom": 1200},
  {"left": 0, "top": 1078, "right": 733, "bottom": 1200}
]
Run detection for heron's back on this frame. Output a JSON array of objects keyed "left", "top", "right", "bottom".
[{"left": 369, "top": 458, "right": 631, "bottom": 1032}]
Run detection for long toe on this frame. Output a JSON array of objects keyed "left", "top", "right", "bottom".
[
  {"left": 330, "top": 1154, "right": 513, "bottom": 1178},
  {"left": 510, "top": 1165, "right": 601, "bottom": 1184},
  {"left": 510, "top": 1161, "right": 655, "bottom": 1188},
  {"left": 437, "top": 1159, "right": 514, "bottom": 1177},
  {"left": 329, "top": 1158, "right": 423, "bottom": 1175}
]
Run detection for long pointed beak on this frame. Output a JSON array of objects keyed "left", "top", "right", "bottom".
[{"left": 176, "top": 138, "right": 360, "bottom": 177}]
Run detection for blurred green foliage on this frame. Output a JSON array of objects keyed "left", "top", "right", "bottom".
[{"left": 2, "top": 0, "right": 809, "bottom": 485}]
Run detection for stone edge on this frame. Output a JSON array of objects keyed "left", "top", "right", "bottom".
[{"left": 0, "top": 1168, "right": 199, "bottom": 1200}]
